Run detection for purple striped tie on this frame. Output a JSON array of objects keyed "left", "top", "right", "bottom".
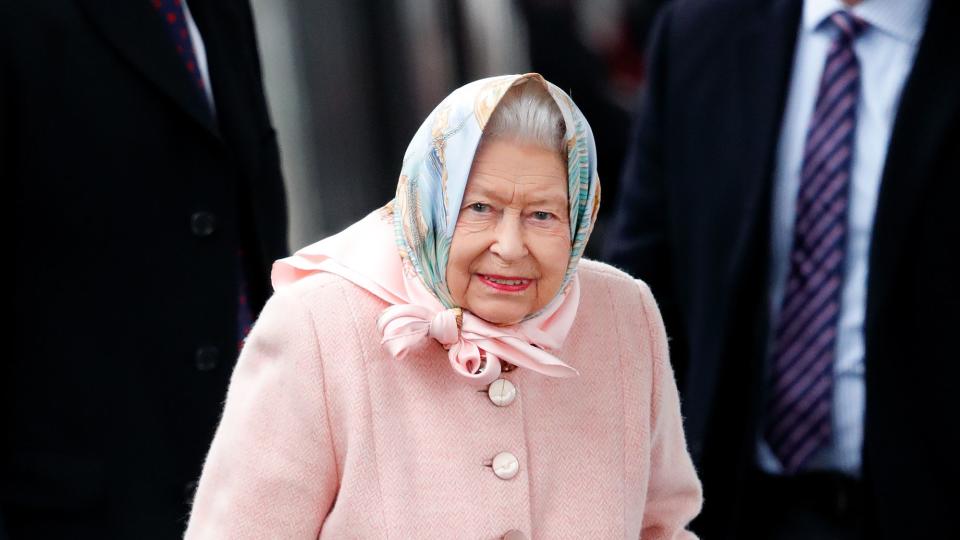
[{"left": 765, "top": 11, "right": 866, "bottom": 474}]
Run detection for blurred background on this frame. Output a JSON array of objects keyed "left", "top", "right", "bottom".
[{"left": 250, "top": 0, "right": 666, "bottom": 255}]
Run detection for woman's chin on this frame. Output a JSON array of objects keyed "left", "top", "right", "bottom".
[{"left": 465, "top": 301, "right": 531, "bottom": 326}]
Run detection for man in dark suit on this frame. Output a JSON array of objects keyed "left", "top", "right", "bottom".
[
  {"left": 605, "top": 0, "right": 958, "bottom": 538},
  {"left": 4, "top": 0, "right": 287, "bottom": 537}
]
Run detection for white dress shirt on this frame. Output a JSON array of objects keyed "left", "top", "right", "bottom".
[{"left": 760, "top": 0, "right": 930, "bottom": 476}]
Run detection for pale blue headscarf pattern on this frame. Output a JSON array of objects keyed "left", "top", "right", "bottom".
[{"left": 390, "top": 73, "right": 601, "bottom": 314}]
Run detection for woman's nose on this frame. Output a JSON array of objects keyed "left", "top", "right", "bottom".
[{"left": 490, "top": 215, "right": 528, "bottom": 261}]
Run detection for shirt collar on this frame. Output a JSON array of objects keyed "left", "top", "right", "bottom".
[{"left": 803, "top": 0, "right": 930, "bottom": 44}]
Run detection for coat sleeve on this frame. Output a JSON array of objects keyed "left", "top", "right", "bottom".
[
  {"left": 637, "top": 280, "right": 703, "bottom": 540},
  {"left": 184, "top": 287, "right": 338, "bottom": 539}
]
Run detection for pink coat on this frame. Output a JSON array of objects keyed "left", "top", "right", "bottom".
[{"left": 184, "top": 259, "right": 702, "bottom": 539}]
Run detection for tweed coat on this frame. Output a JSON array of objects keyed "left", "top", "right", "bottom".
[{"left": 184, "top": 259, "right": 702, "bottom": 539}]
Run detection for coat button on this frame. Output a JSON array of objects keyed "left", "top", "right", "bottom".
[
  {"left": 190, "top": 211, "right": 217, "bottom": 237},
  {"left": 194, "top": 346, "right": 219, "bottom": 371},
  {"left": 487, "top": 378, "right": 517, "bottom": 407},
  {"left": 502, "top": 530, "right": 526, "bottom": 540},
  {"left": 492, "top": 451, "right": 519, "bottom": 480}
]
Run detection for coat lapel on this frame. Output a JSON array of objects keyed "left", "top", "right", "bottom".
[
  {"left": 866, "top": 0, "right": 960, "bottom": 330},
  {"left": 75, "top": 0, "right": 220, "bottom": 138}
]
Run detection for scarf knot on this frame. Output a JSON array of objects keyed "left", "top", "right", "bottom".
[
  {"left": 375, "top": 300, "right": 579, "bottom": 386},
  {"left": 428, "top": 308, "right": 462, "bottom": 346},
  {"left": 376, "top": 303, "right": 499, "bottom": 384}
]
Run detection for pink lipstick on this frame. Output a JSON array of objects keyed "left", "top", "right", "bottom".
[{"left": 478, "top": 274, "right": 533, "bottom": 292}]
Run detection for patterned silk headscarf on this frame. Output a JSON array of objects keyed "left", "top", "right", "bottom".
[
  {"left": 273, "top": 73, "right": 601, "bottom": 385},
  {"left": 393, "top": 73, "right": 600, "bottom": 311}
]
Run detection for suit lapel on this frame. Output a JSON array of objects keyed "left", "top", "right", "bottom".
[
  {"left": 680, "top": 0, "right": 803, "bottom": 457},
  {"left": 75, "top": 0, "right": 220, "bottom": 138},
  {"left": 866, "top": 0, "right": 960, "bottom": 330},
  {"left": 187, "top": 0, "right": 249, "bottom": 155},
  {"left": 724, "top": 0, "right": 802, "bottom": 290}
]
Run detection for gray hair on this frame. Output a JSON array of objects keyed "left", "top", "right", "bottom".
[{"left": 483, "top": 81, "right": 566, "bottom": 155}]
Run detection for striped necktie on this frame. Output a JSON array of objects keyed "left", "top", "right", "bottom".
[{"left": 765, "top": 10, "right": 867, "bottom": 474}]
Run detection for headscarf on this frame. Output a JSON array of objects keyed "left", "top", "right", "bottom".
[{"left": 272, "top": 73, "right": 601, "bottom": 386}]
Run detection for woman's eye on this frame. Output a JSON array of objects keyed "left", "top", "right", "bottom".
[
  {"left": 532, "top": 211, "right": 553, "bottom": 221},
  {"left": 470, "top": 202, "right": 490, "bottom": 213}
]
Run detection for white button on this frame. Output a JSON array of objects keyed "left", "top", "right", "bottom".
[
  {"left": 492, "top": 451, "right": 519, "bottom": 480},
  {"left": 502, "top": 530, "right": 526, "bottom": 540},
  {"left": 487, "top": 378, "right": 517, "bottom": 407}
]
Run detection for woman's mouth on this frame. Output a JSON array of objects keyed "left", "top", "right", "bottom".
[{"left": 477, "top": 274, "right": 533, "bottom": 292}]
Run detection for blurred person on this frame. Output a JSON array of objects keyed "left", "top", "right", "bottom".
[
  {"left": 518, "top": 0, "right": 645, "bottom": 257},
  {"left": 605, "top": 0, "right": 958, "bottom": 538},
  {"left": 4, "top": 0, "right": 287, "bottom": 537},
  {"left": 184, "top": 74, "right": 701, "bottom": 538}
]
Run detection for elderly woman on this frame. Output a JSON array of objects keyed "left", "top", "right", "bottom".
[{"left": 185, "top": 73, "right": 701, "bottom": 539}]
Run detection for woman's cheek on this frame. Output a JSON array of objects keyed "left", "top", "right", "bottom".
[
  {"left": 530, "top": 227, "right": 571, "bottom": 267},
  {"left": 455, "top": 213, "right": 497, "bottom": 233},
  {"left": 527, "top": 218, "right": 571, "bottom": 240}
]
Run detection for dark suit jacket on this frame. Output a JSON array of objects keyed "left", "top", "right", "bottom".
[
  {"left": 4, "top": 0, "right": 287, "bottom": 537},
  {"left": 604, "top": 0, "right": 960, "bottom": 538}
]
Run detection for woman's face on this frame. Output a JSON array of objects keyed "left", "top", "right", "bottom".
[{"left": 447, "top": 139, "right": 570, "bottom": 325}]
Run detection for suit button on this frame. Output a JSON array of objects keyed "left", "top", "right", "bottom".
[
  {"left": 492, "top": 451, "right": 519, "bottom": 480},
  {"left": 194, "top": 346, "right": 219, "bottom": 371},
  {"left": 502, "top": 530, "right": 526, "bottom": 540},
  {"left": 191, "top": 211, "right": 217, "bottom": 237},
  {"left": 487, "top": 378, "right": 517, "bottom": 407}
]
